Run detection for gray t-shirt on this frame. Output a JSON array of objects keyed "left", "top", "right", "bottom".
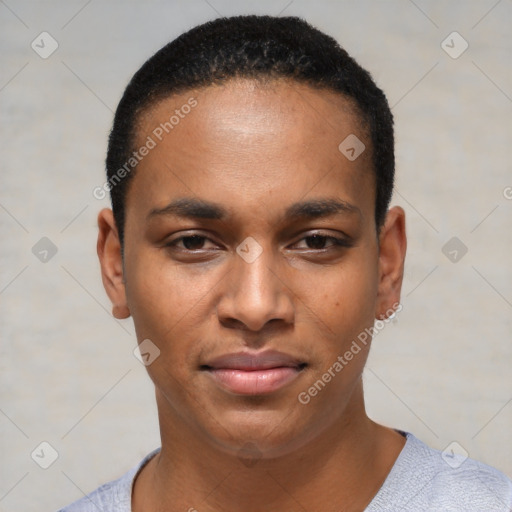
[{"left": 58, "top": 431, "right": 512, "bottom": 511}]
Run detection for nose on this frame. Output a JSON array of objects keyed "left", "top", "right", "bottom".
[{"left": 216, "top": 245, "right": 294, "bottom": 333}]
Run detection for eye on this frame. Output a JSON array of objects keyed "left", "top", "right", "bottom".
[
  {"left": 291, "top": 233, "right": 352, "bottom": 250},
  {"left": 166, "top": 234, "right": 219, "bottom": 251}
]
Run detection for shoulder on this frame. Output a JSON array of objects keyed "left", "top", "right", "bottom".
[
  {"left": 56, "top": 448, "right": 160, "bottom": 512},
  {"left": 56, "top": 476, "right": 129, "bottom": 512},
  {"left": 367, "top": 432, "right": 512, "bottom": 511}
]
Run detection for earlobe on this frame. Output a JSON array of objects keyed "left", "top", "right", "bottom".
[
  {"left": 375, "top": 206, "right": 407, "bottom": 319},
  {"left": 97, "top": 208, "right": 131, "bottom": 319}
]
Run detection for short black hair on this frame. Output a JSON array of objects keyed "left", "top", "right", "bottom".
[{"left": 106, "top": 15, "right": 394, "bottom": 246}]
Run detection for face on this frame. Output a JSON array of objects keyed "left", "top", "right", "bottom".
[{"left": 98, "top": 78, "right": 406, "bottom": 459}]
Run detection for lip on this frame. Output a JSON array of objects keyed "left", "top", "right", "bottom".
[{"left": 202, "top": 350, "right": 306, "bottom": 395}]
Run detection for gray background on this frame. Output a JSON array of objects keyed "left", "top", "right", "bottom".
[{"left": 1, "top": 0, "right": 511, "bottom": 510}]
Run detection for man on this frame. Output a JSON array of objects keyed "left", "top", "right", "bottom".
[{"left": 60, "top": 15, "right": 512, "bottom": 511}]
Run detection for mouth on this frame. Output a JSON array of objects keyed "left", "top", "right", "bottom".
[{"left": 201, "top": 350, "right": 307, "bottom": 395}]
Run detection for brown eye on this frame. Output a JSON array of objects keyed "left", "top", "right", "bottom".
[
  {"left": 292, "top": 233, "right": 352, "bottom": 251},
  {"left": 304, "top": 234, "right": 330, "bottom": 249},
  {"left": 180, "top": 235, "right": 207, "bottom": 250},
  {"left": 165, "top": 234, "right": 219, "bottom": 251}
]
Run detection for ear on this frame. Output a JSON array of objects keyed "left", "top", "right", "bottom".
[
  {"left": 97, "top": 208, "right": 131, "bottom": 319},
  {"left": 375, "top": 206, "right": 406, "bottom": 319}
]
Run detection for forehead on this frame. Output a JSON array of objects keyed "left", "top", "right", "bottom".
[
  {"left": 128, "top": 78, "right": 374, "bottom": 225},
  {"left": 137, "top": 77, "right": 366, "bottom": 148}
]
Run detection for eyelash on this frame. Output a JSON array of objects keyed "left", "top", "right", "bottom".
[{"left": 164, "top": 232, "right": 353, "bottom": 252}]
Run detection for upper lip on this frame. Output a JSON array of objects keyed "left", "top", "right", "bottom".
[{"left": 202, "top": 350, "right": 306, "bottom": 371}]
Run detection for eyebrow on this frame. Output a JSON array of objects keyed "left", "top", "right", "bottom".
[
  {"left": 147, "top": 197, "right": 361, "bottom": 222},
  {"left": 283, "top": 198, "right": 361, "bottom": 220},
  {"left": 148, "top": 198, "right": 227, "bottom": 221}
]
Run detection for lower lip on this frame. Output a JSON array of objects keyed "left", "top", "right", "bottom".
[{"left": 206, "top": 367, "right": 302, "bottom": 395}]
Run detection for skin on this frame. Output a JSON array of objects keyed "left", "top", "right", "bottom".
[{"left": 97, "top": 78, "right": 407, "bottom": 511}]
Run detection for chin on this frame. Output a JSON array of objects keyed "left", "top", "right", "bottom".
[{"left": 201, "top": 406, "right": 318, "bottom": 460}]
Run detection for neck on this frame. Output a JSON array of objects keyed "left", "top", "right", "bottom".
[{"left": 132, "top": 384, "right": 406, "bottom": 512}]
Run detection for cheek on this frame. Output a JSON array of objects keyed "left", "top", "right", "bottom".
[
  {"left": 299, "top": 249, "right": 379, "bottom": 344},
  {"left": 123, "top": 249, "right": 214, "bottom": 353},
  {"left": 328, "top": 269, "right": 377, "bottom": 336},
  {"left": 296, "top": 260, "right": 378, "bottom": 411},
  {"left": 124, "top": 257, "right": 215, "bottom": 403}
]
